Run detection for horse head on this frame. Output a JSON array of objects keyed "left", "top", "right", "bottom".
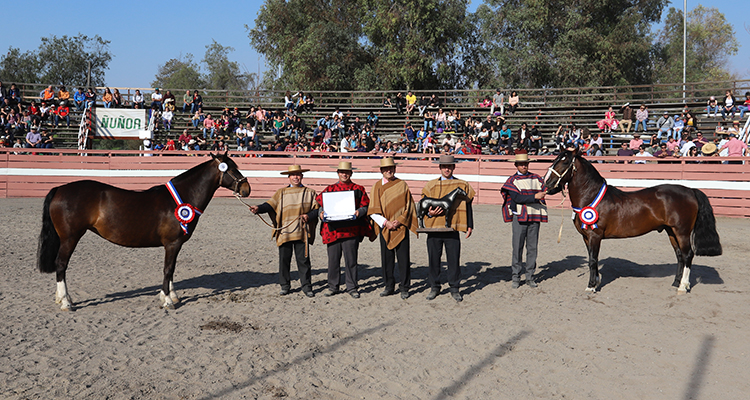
[
  {"left": 212, "top": 152, "right": 251, "bottom": 197},
  {"left": 544, "top": 147, "right": 579, "bottom": 195}
]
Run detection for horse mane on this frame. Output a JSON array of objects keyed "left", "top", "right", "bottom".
[
  {"left": 575, "top": 153, "right": 627, "bottom": 199},
  {"left": 171, "top": 157, "right": 216, "bottom": 185}
]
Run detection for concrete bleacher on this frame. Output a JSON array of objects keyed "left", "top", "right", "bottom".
[{"left": 10, "top": 80, "right": 750, "bottom": 152}]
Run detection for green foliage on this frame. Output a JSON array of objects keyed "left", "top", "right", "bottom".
[
  {"left": 0, "top": 47, "right": 40, "bottom": 83},
  {"left": 654, "top": 5, "right": 740, "bottom": 84},
  {"left": 471, "top": 0, "right": 667, "bottom": 89},
  {"left": 203, "top": 41, "right": 255, "bottom": 91},
  {"left": 248, "top": 0, "right": 370, "bottom": 91},
  {"left": 151, "top": 54, "right": 205, "bottom": 89},
  {"left": 37, "top": 34, "right": 112, "bottom": 86},
  {"left": 1, "top": 34, "right": 111, "bottom": 86}
]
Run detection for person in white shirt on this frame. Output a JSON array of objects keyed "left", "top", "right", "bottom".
[{"left": 634, "top": 145, "right": 653, "bottom": 163}]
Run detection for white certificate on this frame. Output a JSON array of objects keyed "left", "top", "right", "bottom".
[{"left": 322, "top": 191, "right": 356, "bottom": 221}]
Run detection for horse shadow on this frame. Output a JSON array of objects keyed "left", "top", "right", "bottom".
[
  {"left": 598, "top": 257, "right": 724, "bottom": 290},
  {"left": 535, "top": 255, "right": 588, "bottom": 284},
  {"left": 78, "top": 269, "right": 277, "bottom": 308}
]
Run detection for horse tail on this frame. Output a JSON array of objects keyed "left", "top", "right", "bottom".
[
  {"left": 37, "top": 187, "right": 60, "bottom": 273},
  {"left": 691, "top": 189, "right": 722, "bottom": 256}
]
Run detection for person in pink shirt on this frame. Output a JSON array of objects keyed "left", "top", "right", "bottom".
[
  {"left": 629, "top": 133, "right": 643, "bottom": 151},
  {"left": 719, "top": 133, "right": 747, "bottom": 164},
  {"left": 665, "top": 137, "right": 680, "bottom": 152}
]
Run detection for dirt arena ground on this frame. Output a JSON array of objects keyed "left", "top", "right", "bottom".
[{"left": 1, "top": 197, "right": 748, "bottom": 399}]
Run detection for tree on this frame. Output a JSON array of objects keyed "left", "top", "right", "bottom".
[
  {"left": 471, "top": 0, "right": 667, "bottom": 89},
  {"left": 360, "top": 0, "right": 469, "bottom": 90},
  {"left": 152, "top": 54, "right": 205, "bottom": 89},
  {"left": 654, "top": 5, "right": 740, "bottom": 84},
  {"left": 0, "top": 47, "right": 40, "bottom": 83},
  {"left": 37, "top": 34, "right": 112, "bottom": 86},
  {"left": 248, "top": 0, "right": 370, "bottom": 91},
  {"left": 202, "top": 40, "right": 255, "bottom": 91},
  {"left": 0, "top": 34, "right": 111, "bottom": 86}
]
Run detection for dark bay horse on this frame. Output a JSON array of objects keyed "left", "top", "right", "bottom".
[
  {"left": 417, "top": 188, "right": 468, "bottom": 228},
  {"left": 37, "top": 152, "right": 251, "bottom": 310},
  {"left": 544, "top": 148, "right": 722, "bottom": 293}
]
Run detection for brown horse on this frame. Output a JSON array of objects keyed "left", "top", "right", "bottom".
[
  {"left": 37, "top": 152, "right": 251, "bottom": 310},
  {"left": 544, "top": 148, "right": 722, "bottom": 293}
]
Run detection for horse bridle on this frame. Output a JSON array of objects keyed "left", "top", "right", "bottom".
[
  {"left": 546, "top": 154, "right": 577, "bottom": 192},
  {"left": 218, "top": 160, "right": 248, "bottom": 195}
]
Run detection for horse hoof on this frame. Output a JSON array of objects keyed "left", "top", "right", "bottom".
[
  {"left": 60, "top": 303, "right": 73, "bottom": 311},
  {"left": 584, "top": 287, "right": 597, "bottom": 293},
  {"left": 169, "top": 293, "right": 181, "bottom": 304},
  {"left": 677, "top": 288, "right": 689, "bottom": 295},
  {"left": 162, "top": 302, "right": 175, "bottom": 310}
]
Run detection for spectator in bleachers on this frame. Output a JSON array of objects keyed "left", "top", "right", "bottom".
[
  {"left": 429, "top": 94, "right": 442, "bottom": 109},
  {"left": 151, "top": 88, "right": 163, "bottom": 110},
  {"left": 254, "top": 105, "right": 267, "bottom": 131},
  {"left": 588, "top": 143, "right": 603, "bottom": 160},
  {"left": 529, "top": 127, "right": 542, "bottom": 154},
  {"left": 132, "top": 89, "right": 145, "bottom": 109},
  {"left": 102, "top": 88, "right": 113, "bottom": 108},
  {"left": 500, "top": 123, "right": 512, "bottom": 148},
  {"left": 41, "top": 85, "right": 55, "bottom": 103},
  {"left": 181, "top": 90, "right": 193, "bottom": 113},
  {"left": 53, "top": 100, "right": 70, "bottom": 129},
  {"left": 7, "top": 84, "right": 21, "bottom": 108},
  {"left": 491, "top": 89, "right": 504, "bottom": 116},
  {"left": 619, "top": 103, "right": 633, "bottom": 133},
  {"left": 40, "top": 127, "right": 54, "bottom": 149},
  {"left": 112, "top": 89, "right": 123, "bottom": 108},
  {"left": 634, "top": 144, "right": 652, "bottom": 163},
  {"left": 368, "top": 111, "right": 379, "bottom": 128},
  {"left": 720, "top": 90, "right": 737, "bottom": 120},
  {"left": 423, "top": 110, "right": 434, "bottom": 131},
  {"left": 635, "top": 104, "right": 649, "bottom": 132},
  {"left": 596, "top": 106, "right": 619, "bottom": 133},
  {"left": 284, "top": 91, "right": 295, "bottom": 112},
  {"left": 673, "top": 114, "right": 685, "bottom": 138},
  {"left": 394, "top": 92, "right": 406, "bottom": 115},
  {"left": 191, "top": 109, "right": 204, "bottom": 129},
  {"left": 706, "top": 96, "right": 719, "bottom": 117},
  {"left": 655, "top": 112, "right": 674, "bottom": 140},
  {"left": 478, "top": 96, "right": 491, "bottom": 108},
  {"left": 507, "top": 91, "right": 519, "bottom": 115},
  {"left": 84, "top": 88, "right": 97, "bottom": 109},
  {"left": 653, "top": 142, "right": 675, "bottom": 159},
  {"left": 162, "top": 100, "right": 174, "bottom": 131},
  {"left": 25, "top": 126, "right": 42, "bottom": 148},
  {"left": 665, "top": 136, "right": 680, "bottom": 153},
  {"left": 405, "top": 91, "right": 417, "bottom": 115},
  {"left": 737, "top": 92, "right": 750, "bottom": 120},
  {"left": 192, "top": 90, "right": 203, "bottom": 113},
  {"left": 203, "top": 114, "right": 216, "bottom": 139},
  {"left": 417, "top": 95, "right": 429, "bottom": 116},
  {"left": 617, "top": 142, "right": 634, "bottom": 160},
  {"left": 719, "top": 133, "right": 747, "bottom": 162},
  {"left": 0, "top": 82, "right": 6, "bottom": 104},
  {"left": 382, "top": 95, "right": 393, "bottom": 109},
  {"left": 57, "top": 86, "right": 70, "bottom": 106},
  {"left": 435, "top": 108, "right": 447, "bottom": 130},
  {"left": 163, "top": 90, "right": 175, "bottom": 107},
  {"left": 73, "top": 87, "right": 86, "bottom": 111},
  {"left": 516, "top": 122, "right": 530, "bottom": 149},
  {"left": 39, "top": 102, "right": 53, "bottom": 126}
]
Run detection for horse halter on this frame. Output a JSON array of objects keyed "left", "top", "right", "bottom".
[
  {"left": 217, "top": 160, "right": 248, "bottom": 195},
  {"left": 546, "top": 155, "right": 576, "bottom": 192}
]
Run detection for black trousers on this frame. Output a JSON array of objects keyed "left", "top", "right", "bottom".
[
  {"left": 327, "top": 237, "right": 360, "bottom": 292},
  {"left": 380, "top": 233, "right": 411, "bottom": 292},
  {"left": 426, "top": 231, "right": 461, "bottom": 292},
  {"left": 278, "top": 240, "right": 312, "bottom": 291}
]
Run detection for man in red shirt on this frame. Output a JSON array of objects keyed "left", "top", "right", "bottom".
[{"left": 316, "top": 161, "right": 375, "bottom": 298}]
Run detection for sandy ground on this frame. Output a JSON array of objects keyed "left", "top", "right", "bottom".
[{"left": 1, "top": 197, "right": 749, "bottom": 400}]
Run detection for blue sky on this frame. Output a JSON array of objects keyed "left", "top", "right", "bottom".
[{"left": 1, "top": 0, "right": 747, "bottom": 88}]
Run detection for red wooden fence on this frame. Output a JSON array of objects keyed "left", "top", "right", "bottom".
[{"left": 2, "top": 149, "right": 749, "bottom": 217}]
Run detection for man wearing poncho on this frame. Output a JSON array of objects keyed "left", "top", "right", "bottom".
[
  {"left": 368, "top": 158, "right": 419, "bottom": 300},
  {"left": 501, "top": 151, "right": 547, "bottom": 289},
  {"left": 250, "top": 165, "right": 319, "bottom": 297},
  {"left": 316, "top": 161, "right": 375, "bottom": 299},
  {"left": 421, "top": 154, "right": 475, "bottom": 302}
]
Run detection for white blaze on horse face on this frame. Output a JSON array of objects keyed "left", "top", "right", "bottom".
[{"left": 56, "top": 281, "right": 73, "bottom": 311}]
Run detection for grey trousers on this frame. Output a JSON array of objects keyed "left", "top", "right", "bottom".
[
  {"left": 511, "top": 216, "right": 540, "bottom": 281},
  {"left": 327, "top": 237, "right": 360, "bottom": 292},
  {"left": 278, "top": 240, "right": 312, "bottom": 291}
]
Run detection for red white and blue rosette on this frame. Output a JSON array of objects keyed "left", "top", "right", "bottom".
[
  {"left": 571, "top": 182, "right": 607, "bottom": 230},
  {"left": 175, "top": 203, "right": 199, "bottom": 224},
  {"left": 166, "top": 180, "right": 203, "bottom": 235}
]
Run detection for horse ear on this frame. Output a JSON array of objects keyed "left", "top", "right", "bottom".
[
  {"left": 223, "top": 150, "right": 229, "bottom": 158},
  {"left": 210, "top": 152, "right": 217, "bottom": 160}
]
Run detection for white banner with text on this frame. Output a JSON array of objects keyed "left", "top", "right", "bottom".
[{"left": 94, "top": 109, "right": 149, "bottom": 139}]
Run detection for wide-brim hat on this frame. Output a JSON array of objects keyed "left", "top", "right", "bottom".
[
  {"left": 280, "top": 165, "right": 310, "bottom": 175},
  {"left": 511, "top": 151, "right": 536, "bottom": 163},
  {"left": 332, "top": 161, "right": 356, "bottom": 171},
  {"left": 375, "top": 157, "right": 398, "bottom": 169},
  {"left": 432, "top": 154, "right": 461, "bottom": 165},
  {"left": 701, "top": 143, "right": 717, "bottom": 155}
]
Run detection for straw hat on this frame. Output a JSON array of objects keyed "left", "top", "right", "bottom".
[
  {"left": 332, "top": 161, "right": 356, "bottom": 171},
  {"left": 375, "top": 157, "right": 398, "bottom": 168},
  {"left": 701, "top": 143, "right": 717, "bottom": 156},
  {"left": 280, "top": 165, "right": 310, "bottom": 175},
  {"left": 512, "top": 150, "right": 536, "bottom": 163},
  {"left": 432, "top": 154, "right": 460, "bottom": 165}
]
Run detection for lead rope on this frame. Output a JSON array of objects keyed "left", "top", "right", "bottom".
[
  {"left": 555, "top": 187, "right": 568, "bottom": 243},
  {"left": 235, "top": 193, "right": 310, "bottom": 257}
]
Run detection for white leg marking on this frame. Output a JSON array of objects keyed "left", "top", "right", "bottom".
[
  {"left": 584, "top": 275, "right": 601, "bottom": 293},
  {"left": 678, "top": 266, "right": 691, "bottom": 293},
  {"left": 160, "top": 290, "right": 175, "bottom": 309},
  {"left": 56, "top": 281, "right": 73, "bottom": 311},
  {"left": 168, "top": 281, "right": 180, "bottom": 304}
]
